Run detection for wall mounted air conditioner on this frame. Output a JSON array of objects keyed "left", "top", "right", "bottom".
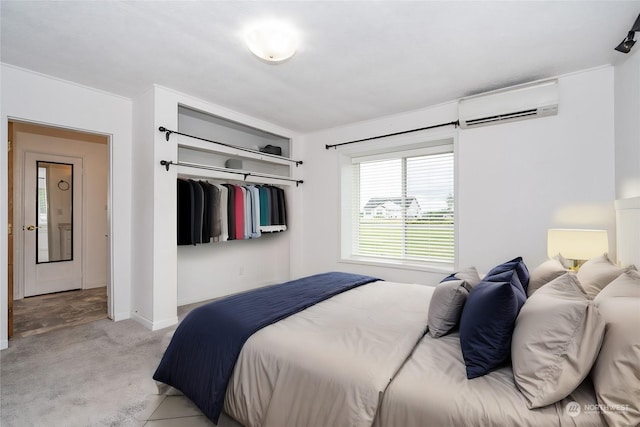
[{"left": 458, "top": 79, "right": 559, "bottom": 129}]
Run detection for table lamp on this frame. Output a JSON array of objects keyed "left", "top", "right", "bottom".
[{"left": 547, "top": 229, "right": 608, "bottom": 270}]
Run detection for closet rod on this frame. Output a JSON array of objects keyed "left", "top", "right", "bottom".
[
  {"left": 159, "top": 126, "right": 303, "bottom": 166},
  {"left": 325, "top": 120, "right": 459, "bottom": 150},
  {"left": 160, "top": 160, "right": 304, "bottom": 186}
]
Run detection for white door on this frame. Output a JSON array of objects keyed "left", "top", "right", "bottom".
[{"left": 23, "top": 152, "right": 83, "bottom": 296}]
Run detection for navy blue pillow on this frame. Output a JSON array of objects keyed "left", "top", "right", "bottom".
[
  {"left": 484, "top": 256, "right": 530, "bottom": 295},
  {"left": 459, "top": 268, "right": 527, "bottom": 379}
]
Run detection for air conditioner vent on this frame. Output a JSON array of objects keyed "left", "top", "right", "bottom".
[{"left": 459, "top": 80, "right": 559, "bottom": 129}]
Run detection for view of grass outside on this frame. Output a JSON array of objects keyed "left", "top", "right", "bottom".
[{"left": 358, "top": 218, "right": 454, "bottom": 262}]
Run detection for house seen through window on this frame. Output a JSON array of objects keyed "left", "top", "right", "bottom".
[{"left": 349, "top": 142, "right": 454, "bottom": 266}]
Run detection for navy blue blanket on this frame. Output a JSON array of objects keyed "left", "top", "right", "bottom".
[{"left": 153, "top": 272, "right": 379, "bottom": 423}]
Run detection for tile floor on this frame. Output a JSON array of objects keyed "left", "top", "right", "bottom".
[{"left": 141, "top": 394, "right": 243, "bottom": 427}]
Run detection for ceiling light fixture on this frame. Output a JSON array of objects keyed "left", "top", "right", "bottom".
[
  {"left": 615, "top": 13, "right": 640, "bottom": 53},
  {"left": 244, "top": 20, "right": 299, "bottom": 63}
]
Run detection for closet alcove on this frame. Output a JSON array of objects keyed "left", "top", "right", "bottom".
[
  {"left": 173, "top": 105, "right": 300, "bottom": 306},
  {"left": 132, "top": 87, "right": 302, "bottom": 330}
]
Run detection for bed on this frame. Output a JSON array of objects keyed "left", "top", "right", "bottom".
[{"left": 155, "top": 220, "right": 639, "bottom": 427}]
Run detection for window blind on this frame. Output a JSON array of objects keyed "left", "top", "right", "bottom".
[{"left": 351, "top": 145, "right": 454, "bottom": 264}]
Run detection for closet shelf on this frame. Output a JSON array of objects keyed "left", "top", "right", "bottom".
[
  {"left": 159, "top": 126, "right": 302, "bottom": 167},
  {"left": 160, "top": 160, "right": 303, "bottom": 187}
]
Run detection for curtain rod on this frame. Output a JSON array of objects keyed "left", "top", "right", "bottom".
[
  {"left": 159, "top": 126, "right": 303, "bottom": 166},
  {"left": 325, "top": 120, "right": 459, "bottom": 150},
  {"left": 159, "top": 160, "right": 304, "bottom": 186}
]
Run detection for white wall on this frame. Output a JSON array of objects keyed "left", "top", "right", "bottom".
[
  {"left": 614, "top": 50, "right": 640, "bottom": 200},
  {"left": 458, "top": 67, "right": 615, "bottom": 271},
  {"left": 12, "top": 123, "right": 109, "bottom": 297},
  {"left": 130, "top": 86, "right": 158, "bottom": 328},
  {"left": 298, "top": 66, "right": 616, "bottom": 282},
  {"left": 0, "top": 64, "right": 133, "bottom": 349}
]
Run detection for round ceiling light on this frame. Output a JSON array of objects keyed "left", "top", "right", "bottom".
[{"left": 244, "top": 20, "right": 299, "bottom": 63}]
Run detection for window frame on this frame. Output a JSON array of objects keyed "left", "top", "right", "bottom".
[{"left": 339, "top": 133, "right": 458, "bottom": 273}]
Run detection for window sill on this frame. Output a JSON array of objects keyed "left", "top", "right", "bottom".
[{"left": 339, "top": 256, "right": 454, "bottom": 275}]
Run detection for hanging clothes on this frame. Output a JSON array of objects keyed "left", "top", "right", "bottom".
[
  {"left": 177, "top": 180, "right": 287, "bottom": 244},
  {"left": 177, "top": 179, "right": 195, "bottom": 245},
  {"left": 212, "top": 184, "right": 221, "bottom": 240},
  {"left": 233, "top": 184, "right": 245, "bottom": 240},
  {"left": 198, "top": 181, "right": 212, "bottom": 243},
  {"left": 269, "top": 186, "right": 280, "bottom": 225},
  {"left": 223, "top": 184, "right": 236, "bottom": 240},
  {"left": 276, "top": 187, "right": 287, "bottom": 226},
  {"left": 248, "top": 185, "right": 261, "bottom": 238},
  {"left": 196, "top": 180, "right": 222, "bottom": 243},
  {"left": 214, "top": 184, "right": 228, "bottom": 242},
  {"left": 259, "top": 186, "right": 270, "bottom": 226},
  {"left": 241, "top": 186, "right": 251, "bottom": 240},
  {"left": 190, "top": 180, "right": 205, "bottom": 244}
]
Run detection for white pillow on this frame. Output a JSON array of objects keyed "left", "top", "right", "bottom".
[
  {"left": 576, "top": 253, "right": 633, "bottom": 297},
  {"left": 591, "top": 270, "right": 640, "bottom": 427},
  {"left": 449, "top": 266, "right": 482, "bottom": 288},
  {"left": 511, "top": 273, "right": 605, "bottom": 409},
  {"left": 527, "top": 257, "right": 569, "bottom": 297},
  {"left": 427, "top": 267, "right": 481, "bottom": 338},
  {"left": 594, "top": 269, "right": 640, "bottom": 301},
  {"left": 427, "top": 279, "right": 468, "bottom": 338}
]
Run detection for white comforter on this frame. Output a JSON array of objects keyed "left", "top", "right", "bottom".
[
  {"left": 375, "top": 332, "right": 606, "bottom": 427},
  {"left": 223, "top": 280, "right": 434, "bottom": 427}
]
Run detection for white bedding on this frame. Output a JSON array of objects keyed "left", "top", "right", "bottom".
[
  {"left": 223, "top": 280, "right": 435, "bottom": 427},
  {"left": 375, "top": 331, "right": 606, "bottom": 427}
]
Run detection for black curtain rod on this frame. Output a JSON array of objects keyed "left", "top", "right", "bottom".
[
  {"left": 325, "top": 120, "right": 459, "bottom": 150},
  {"left": 159, "top": 126, "right": 303, "bottom": 166},
  {"left": 160, "top": 160, "right": 304, "bottom": 186}
]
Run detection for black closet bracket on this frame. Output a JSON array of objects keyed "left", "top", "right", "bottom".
[
  {"left": 158, "top": 126, "right": 303, "bottom": 166},
  {"left": 325, "top": 120, "right": 460, "bottom": 150},
  {"left": 159, "top": 126, "right": 173, "bottom": 142},
  {"left": 160, "top": 160, "right": 174, "bottom": 171}
]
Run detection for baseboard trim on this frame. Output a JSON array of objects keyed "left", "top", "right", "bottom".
[
  {"left": 111, "top": 311, "right": 131, "bottom": 322},
  {"left": 131, "top": 312, "right": 178, "bottom": 331},
  {"left": 131, "top": 312, "right": 153, "bottom": 329},
  {"left": 0, "top": 339, "right": 8, "bottom": 350},
  {"left": 177, "top": 280, "right": 277, "bottom": 307},
  {"left": 152, "top": 317, "right": 179, "bottom": 331}
]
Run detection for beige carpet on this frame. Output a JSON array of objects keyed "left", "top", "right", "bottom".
[{"left": 0, "top": 302, "right": 240, "bottom": 427}]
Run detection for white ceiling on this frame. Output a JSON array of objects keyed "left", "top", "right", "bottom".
[{"left": 2, "top": 1, "right": 639, "bottom": 132}]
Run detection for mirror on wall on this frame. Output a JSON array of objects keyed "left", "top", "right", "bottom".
[{"left": 36, "top": 161, "right": 73, "bottom": 263}]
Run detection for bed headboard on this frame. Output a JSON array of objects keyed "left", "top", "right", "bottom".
[{"left": 615, "top": 197, "right": 640, "bottom": 268}]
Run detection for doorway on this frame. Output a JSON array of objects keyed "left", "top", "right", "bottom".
[{"left": 9, "top": 121, "right": 110, "bottom": 338}]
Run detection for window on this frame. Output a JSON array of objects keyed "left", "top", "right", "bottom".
[{"left": 344, "top": 142, "right": 454, "bottom": 267}]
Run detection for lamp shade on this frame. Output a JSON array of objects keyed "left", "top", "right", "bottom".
[
  {"left": 547, "top": 229, "right": 608, "bottom": 260},
  {"left": 244, "top": 20, "right": 299, "bottom": 63}
]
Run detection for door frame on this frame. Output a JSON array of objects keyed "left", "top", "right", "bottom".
[{"left": 9, "top": 119, "right": 114, "bottom": 320}]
